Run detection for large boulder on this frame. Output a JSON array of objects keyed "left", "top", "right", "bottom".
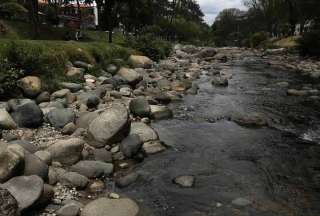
[
  {"left": 0, "top": 143, "right": 25, "bottom": 183},
  {"left": 70, "top": 161, "right": 113, "bottom": 178},
  {"left": 23, "top": 151, "right": 48, "bottom": 180},
  {"left": 129, "top": 97, "right": 151, "bottom": 118},
  {"left": 47, "top": 138, "right": 84, "bottom": 166},
  {"left": 1, "top": 175, "right": 44, "bottom": 211},
  {"left": 129, "top": 55, "right": 153, "bottom": 69},
  {"left": 120, "top": 134, "right": 143, "bottom": 158},
  {"left": 0, "top": 187, "right": 18, "bottom": 216},
  {"left": 76, "top": 111, "right": 99, "bottom": 129},
  {"left": 130, "top": 122, "right": 158, "bottom": 143},
  {"left": 9, "top": 140, "right": 38, "bottom": 153},
  {"left": 46, "top": 108, "right": 75, "bottom": 129},
  {"left": 17, "top": 76, "right": 42, "bottom": 98},
  {"left": 81, "top": 198, "right": 140, "bottom": 216},
  {"left": 117, "top": 67, "right": 142, "bottom": 85},
  {"left": 0, "top": 109, "right": 17, "bottom": 129},
  {"left": 11, "top": 100, "right": 43, "bottom": 128},
  {"left": 87, "top": 103, "right": 130, "bottom": 147}
]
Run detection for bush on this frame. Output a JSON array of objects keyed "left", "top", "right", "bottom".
[
  {"left": 0, "top": 1, "right": 27, "bottom": 20},
  {"left": 125, "top": 34, "right": 172, "bottom": 61},
  {"left": 250, "top": 31, "right": 269, "bottom": 48},
  {"left": 298, "top": 30, "right": 320, "bottom": 56}
]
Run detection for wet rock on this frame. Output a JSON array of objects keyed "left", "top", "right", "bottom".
[
  {"left": 150, "top": 105, "right": 173, "bottom": 120},
  {"left": 1, "top": 175, "right": 44, "bottom": 211},
  {"left": 115, "top": 172, "right": 139, "bottom": 188},
  {"left": 59, "top": 172, "right": 89, "bottom": 189},
  {"left": 86, "top": 95, "right": 100, "bottom": 109},
  {"left": 23, "top": 151, "right": 49, "bottom": 180},
  {"left": 36, "top": 91, "right": 50, "bottom": 104},
  {"left": 70, "top": 161, "right": 114, "bottom": 178},
  {"left": 287, "top": 89, "right": 309, "bottom": 96},
  {"left": 130, "top": 122, "right": 158, "bottom": 142},
  {"left": 0, "top": 143, "right": 25, "bottom": 183},
  {"left": 11, "top": 100, "right": 43, "bottom": 128},
  {"left": 143, "top": 140, "right": 166, "bottom": 154},
  {"left": 34, "top": 150, "right": 52, "bottom": 165},
  {"left": 9, "top": 140, "right": 38, "bottom": 153},
  {"left": 276, "top": 82, "right": 289, "bottom": 88},
  {"left": 18, "top": 76, "right": 42, "bottom": 98},
  {"left": 47, "top": 108, "right": 75, "bottom": 129},
  {"left": 56, "top": 203, "right": 81, "bottom": 216},
  {"left": 120, "top": 134, "right": 143, "bottom": 158},
  {"left": 117, "top": 67, "right": 142, "bottom": 85},
  {"left": 81, "top": 198, "right": 140, "bottom": 216},
  {"left": 231, "top": 197, "right": 252, "bottom": 207},
  {"left": 60, "top": 82, "right": 82, "bottom": 92},
  {"left": 93, "top": 148, "right": 113, "bottom": 163},
  {"left": 88, "top": 179, "right": 105, "bottom": 193},
  {"left": 47, "top": 138, "right": 85, "bottom": 166},
  {"left": 129, "top": 55, "right": 153, "bottom": 69},
  {"left": 0, "top": 187, "right": 18, "bottom": 216},
  {"left": 61, "top": 122, "right": 76, "bottom": 135},
  {"left": 233, "top": 113, "right": 268, "bottom": 127},
  {"left": 87, "top": 103, "right": 130, "bottom": 147},
  {"left": 211, "top": 76, "right": 228, "bottom": 86},
  {"left": 129, "top": 97, "right": 151, "bottom": 117},
  {"left": 173, "top": 175, "right": 195, "bottom": 188},
  {"left": 0, "top": 109, "right": 17, "bottom": 129}
]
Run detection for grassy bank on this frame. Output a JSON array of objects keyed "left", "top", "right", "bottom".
[{"left": 0, "top": 39, "right": 133, "bottom": 95}]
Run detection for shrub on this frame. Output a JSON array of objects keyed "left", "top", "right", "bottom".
[
  {"left": 298, "top": 30, "right": 320, "bottom": 56},
  {"left": 0, "top": 1, "right": 27, "bottom": 20},
  {"left": 250, "top": 31, "right": 269, "bottom": 48}
]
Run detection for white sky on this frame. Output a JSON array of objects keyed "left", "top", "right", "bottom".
[{"left": 197, "top": 0, "right": 247, "bottom": 25}]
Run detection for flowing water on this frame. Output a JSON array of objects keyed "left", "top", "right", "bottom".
[{"left": 119, "top": 59, "right": 320, "bottom": 216}]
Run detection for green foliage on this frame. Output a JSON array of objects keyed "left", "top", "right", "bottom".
[
  {"left": 0, "top": 58, "right": 23, "bottom": 98},
  {"left": 298, "top": 30, "right": 320, "bottom": 56},
  {"left": 125, "top": 34, "right": 172, "bottom": 61},
  {"left": 0, "top": 2, "right": 28, "bottom": 20},
  {"left": 250, "top": 32, "right": 269, "bottom": 48}
]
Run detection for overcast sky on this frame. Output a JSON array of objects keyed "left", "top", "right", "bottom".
[{"left": 198, "top": 0, "right": 247, "bottom": 25}]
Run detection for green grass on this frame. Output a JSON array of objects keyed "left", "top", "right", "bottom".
[{"left": 0, "top": 39, "right": 133, "bottom": 92}]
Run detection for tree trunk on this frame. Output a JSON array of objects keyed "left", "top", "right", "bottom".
[{"left": 29, "top": 0, "right": 39, "bottom": 39}]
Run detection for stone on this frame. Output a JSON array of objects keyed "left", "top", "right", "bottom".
[
  {"left": 87, "top": 103, "right": 130, "bottom": 147},
  {"left": 76, "top": 111, "right": 99, "bottom": 129},
  {"left": 74, "top": 61, "right": 93, "bottom": 70},
  {"left": 34, "top": 150, "right": 52, "bottom": 165},
  {"left": 0, "top": 109, "right": 17, "bottom": 129},
  {"left": 70, "top": 161, "right": 113, "bottom": 178},
  {"left": 23, "top": 151, "right": 49, "bottom": 180},
  {"left": 106, "top": 64, "right": 118, "bottom": 75},
  {"left": 233, "top": 113, "right": 268, "bottom": 127},
  {"left": 18, "top": 76, "right": 42, "bottom": 98},
  {"left": 231, "top": 198, "right": 252, "bottom": 207},
  {"left": 51, "top": 89, "right": 71, "bottom": 100},
  {"left": 9, "top": 140, "right": 38, "bottom": 153},
  {"left": 48, "top": 167, "right": 67, "bottom": 185},
  {"left": 66, "top": 67, "right": 84, "bottom": 78},
  {"left": 88, "top": 179, "right": 105, "bottom": 193},
  {"left": 173, "top": 175, "right": 195, "bottom": 188},
  {"left": 115, "top": 172, "right": 139, "bottom": 188},
  {"left": 36, "top": 91, "right": 50, "bottom": 104},
  {"left": 117, "top": 67, "right": 142, "bottom": 85},
  {"left": 0, "top": 187, "right": 18, "bottom": 216},
  {"left": 61, "top": 122, "right": 76, "bottom": 135},
  {"left": 129, "top": 55, "right": 153, "bottom": 69},
  {"left": 108, "top": 193, "right": 120, "bottom": 199},
  {"left": 150, "top": 105, "right": 173, "bottom": 120},
  {"left": 0, "top": 144, "right": 24, "bottom": 183},
  {"left": 130, "top": 122, "right": 158, "bottom": 142},
  {"left": 47, "top": 138, "right": 85, "bottom": 166},
  {"left": 194, "top": 48, "right": 217, "bottom": 58},
  {"left": 211, "top": 76, "right": 228, "bottom": 86},
  {"left": 93, "top": 148, "right": 113, "bottom": 163},
  {"left": 47, "top": 108, "right": 75, "bottom": 129},
  {"left": 35, "top": 184, "right": 54, "bottom": 208},
  {"left": 1, "top": 175, "right": 44, "bottom": 211},
  {"left": 60, "top": 82, "right": 82, "bottom": 92},
  {"left": 143, "top": 140, "right": 166, "bottom": 154},
  {"left": 57, "top": 203, "right": 81, "bottom": 216},
  {"left": 11, "top": 100, "right": 43, "bottom": 128},
  {"left": 86, "top": 95, "right": 100, "bottom": 109},
  {"left": 287, "top": 89, "right": 309, "bottom": 96},
  {"left": 120, "top": 134, "right": 143, "bottom": 158},
  {"left": 59, "top": 172, "right": 89, "bottom": 189},
  {"left": 129, "top": 97, "right": 151, "bottom": 117},
  {"left": 81, "top": 198, "right": 139, "bottom": 216}
]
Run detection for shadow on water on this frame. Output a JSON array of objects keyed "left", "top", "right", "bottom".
[{"left": 119, "top": 62, "right": 320, "bottom": 216}]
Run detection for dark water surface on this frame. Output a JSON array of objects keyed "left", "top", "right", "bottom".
[{"left": 120, "top": 61, "right": 320, "bottom": 216}]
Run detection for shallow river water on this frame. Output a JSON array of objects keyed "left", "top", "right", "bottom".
[{"left": 120, "top": 59, "right": 320, "bottom": 216}]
